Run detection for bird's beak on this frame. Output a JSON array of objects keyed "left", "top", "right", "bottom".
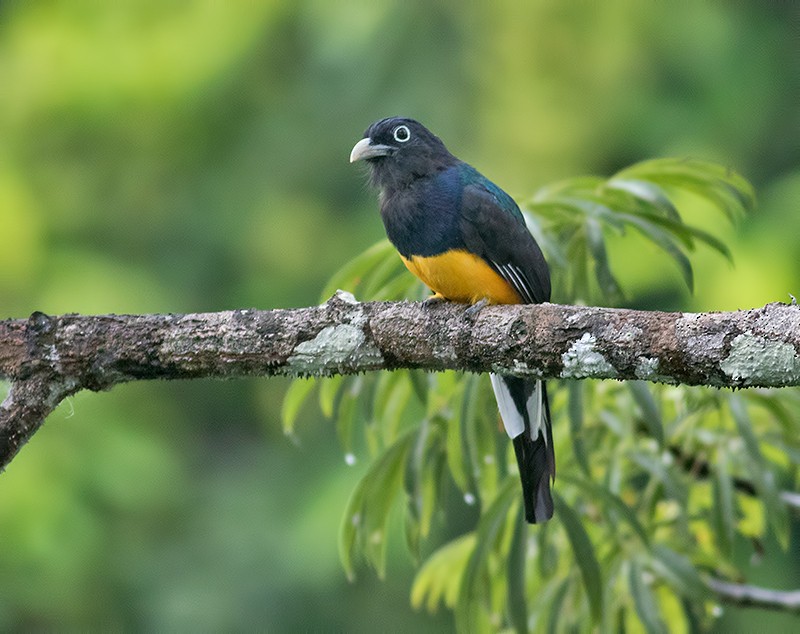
[{"left": 349, "top": 137, "right": 393, "bottom": 163}]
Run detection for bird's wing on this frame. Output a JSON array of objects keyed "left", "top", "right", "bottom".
[{"left": 459, "top": 180, "right": 551, "bottom": 304}]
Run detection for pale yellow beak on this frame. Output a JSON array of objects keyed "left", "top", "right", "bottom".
[{"left": 349, "top": 137, "right": 393, "bottom": 163}]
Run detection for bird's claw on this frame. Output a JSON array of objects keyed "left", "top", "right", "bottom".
[
  {"left": 463, "top": 298, "right": 488, "bottom": 320},
  {"left": 422, "top": 294, "right": 446, "bottom": 308}
]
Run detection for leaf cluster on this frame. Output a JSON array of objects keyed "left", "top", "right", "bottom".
[{"left": 283, "top": 159, "right": 799, "bottom": 632}]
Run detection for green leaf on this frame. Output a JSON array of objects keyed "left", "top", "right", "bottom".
[
  {"left": 614, "top": 213, "right": 694, "bottom": 292},
  {"left": 456, "top": 477, "right": 518, "bottom": 632},
  {"left": 553, "top": 491, "right": 603, "bottom": 623},
  {"left": 629, "top": 558, "right": 667, "bottom": 634},
  {"left": 411, "top": 533, "right": 476, "bottom": 613},
  {"left": 531, "top": 175, "right": 605, "bottom": 201},
  {"left": 629, "top": 450, "right": 687, "bottom": 505},
  {"left": 546, "top": 578, "right": 571, "bottom": 634},
  {"left": 338, "top": 430, "right": 415, "bottom": 580},
  {"left": 404, "top": 503, "right": 421, "bottom": 563},
  {"left": 320, "top": 239, "right": 396, "bottom": 301},
  {"left": 372, "top": 371, "right": 412, "bottom": 445},
  {"left": 625, "top": 211, "right": 734, "bottom": 262},
  {"left": 522, "top": 209, "right": 568, "bottom": 269},
  {"left": 335, "top": 377, "right": 362, "bottom": 459},
  {"left": 507, "top": 505, "right": 529, "bottom": 634},
  {"left": 728, "top": 394, "right": 763, "bottom": 466},
  {"left": 318, "top": 374, "right": 344, "bottom": 418},
  {"left": 585, "top": 217, "right": 623, "bottom": 300},
  {"left": 615, "top": 158, "right": 755, "bottom": 221},
  {"left": 744, "top": 389, "right": 800, "bottom": 436},
  {"left": 373, "top": 269, "right": 425, "bottom": 301},
  {"left": 404, "top": 418, "right": 444, "bottom": 548},
  {"left": 628, "top": 381, "right": 664, "bottom": 447},
  {"left": 728, "top": 394, "right": 789, "bottom": 548},
  {"left": 711, "top": 450, "right": 735, "bottom": 557},
  {"left": 404, "top": 419, "right": 429, "bottom": 536},
  {"left": 565, "top": 227, "right": 592, "bottom": 301},
  {"left": 649, "top": 545, "right": 709, "bottom": 600},
  {"left": 561, "top": 474, "right": 650, "bottom": 548},
  {"left": 537, "top": 517, "right": 558, "bottom": 578},
  {"left": 606, "top": 178, "right": 681, "bottom": 221},
  {"left": 567, "top": 380, "right": 590, "bottom": 476},
  {"left": 465, "top": 376, "right": 500, "bottom": 501},
  {"left": 361, "top": 247, "right": 408, "bottom": 300},
  {"left": 281, "top": 378, "right": 316, "bottom": 435},
  {"left": 550, "top": 196, "right": 627, "bottom": 230},
  {"left": 446, "top": 375, "right": 474, "bottom": 494},
  {"left": 408, "top": 369, "right": 429, "bottom": 407}
]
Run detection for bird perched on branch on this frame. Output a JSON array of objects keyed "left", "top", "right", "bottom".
[{"left": 350, "top": 117, "right": 554, "bottom": 523}]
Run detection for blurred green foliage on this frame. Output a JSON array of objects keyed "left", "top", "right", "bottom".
[{"left": 0, "top": 1, "right": 798, "bottom": 631}]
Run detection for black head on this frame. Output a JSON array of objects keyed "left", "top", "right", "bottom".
[{"left": 350, "top": 117, "right": 458, "bottom": 191}]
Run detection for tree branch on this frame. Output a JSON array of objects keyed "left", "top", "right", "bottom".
[
  {"left": 1, "top": 293, "right": 799, "bottom": 470},
  {"left": 706, "top": 577, "right": 800, "bottom": 612}
]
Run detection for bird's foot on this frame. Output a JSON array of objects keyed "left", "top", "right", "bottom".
[
  {"left": 422, "top": 293, "right": 446, "bottom": 308},
  {"left": 463, "top": 298, "right": 488, "bottom": 320}
]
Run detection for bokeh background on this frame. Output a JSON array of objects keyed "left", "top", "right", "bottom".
[{"left": 1, "top": 1, "right": 798, "bottom": 630}]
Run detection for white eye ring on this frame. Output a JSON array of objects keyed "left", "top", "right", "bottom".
[{"left": 393, "top": 125, "right": 411, "bottom": 143}]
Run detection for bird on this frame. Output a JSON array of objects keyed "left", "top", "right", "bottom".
[{"left": 350, "top": 117, "right": 554, "bottom": 523}]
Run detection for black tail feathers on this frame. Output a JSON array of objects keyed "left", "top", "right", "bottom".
[
  {"left": 502, "top": 378, "right": 555, "bottom": 523},
  {"left": 512, "top": 426, "right": 554, "bottom": 522}
]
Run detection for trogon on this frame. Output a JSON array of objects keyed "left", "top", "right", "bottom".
[{"left": 350, "top": 117, "right": 554, "bottom": 523}]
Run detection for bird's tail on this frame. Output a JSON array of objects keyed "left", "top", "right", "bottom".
[{"left": 489, "top": 374, "right": 555, "bottom": 523}]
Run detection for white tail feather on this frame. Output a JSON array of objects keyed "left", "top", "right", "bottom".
[
  {"left": 527, "top": 380, "right": 543, "bottom": 443},
  {"left": 490, "top": 374, "right": 546, "bottom": 443},
  {"left": 489, "top": 373, "right": 524, "bottom": 438}
]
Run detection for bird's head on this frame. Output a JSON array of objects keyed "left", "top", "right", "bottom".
[{"left": 350, "top": 117, "right": 457, "bottom": 190}]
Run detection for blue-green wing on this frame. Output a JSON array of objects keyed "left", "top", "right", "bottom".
[{"left": 457, "top": 165, "right": 551, "bottom": 304}]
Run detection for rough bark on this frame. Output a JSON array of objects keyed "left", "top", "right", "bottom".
[{"left": 1, "top": 293, "right": 799, "bottom": 471}]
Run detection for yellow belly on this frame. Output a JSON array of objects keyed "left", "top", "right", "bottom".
[{"left": 401, "top": 250, "right": 522, "bottom": 305}]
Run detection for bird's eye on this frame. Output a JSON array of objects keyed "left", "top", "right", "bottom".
[{"left": 393, "top": 125, "right": 411, "bottom": 143}]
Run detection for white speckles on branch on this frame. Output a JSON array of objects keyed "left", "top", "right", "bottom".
[
  {"left": 45, "top": 344, "right": 60, "bottom": 364},
  {"left": 490, "top": 358, "right": 541, "bottom": 378},
  {"left": 635, "top": 357, "right": 660, "bottom": 379},
  {"left": 610, "top": 324, "right": 642, "bottom": 343},
  {"left": 561, "top": 332, "right": 618, "bottom": 378},
  {"left": 720, "top": 332, "right": 800, "bottom": 386},
  {"left": 633, "top": 356, "right": 674, "bottom": 383},
  {"left": 287, "top": 324, "right": 384, "bottom": 374},
  {"left": 511, "top": 359, "right": 530, "bottom": 373}
]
